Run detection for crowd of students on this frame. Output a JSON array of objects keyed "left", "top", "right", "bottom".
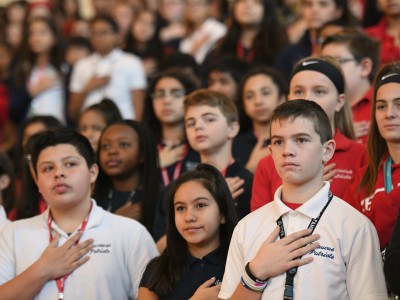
[{"left": 0, "top": 0, "right": 400, "bottom": 298}]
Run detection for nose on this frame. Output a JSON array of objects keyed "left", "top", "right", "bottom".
[
  {"left": 184, "top": 207, "right": 196, "bottom": 222},
  {"left": 54, "top": 167, "right": 65, "bottom": 180},
  {"left": 282, "top": 141, "right": 295, "bottom": 157},
  {"left": 385, "top": 103, "right": 396, "bottom": 119}
]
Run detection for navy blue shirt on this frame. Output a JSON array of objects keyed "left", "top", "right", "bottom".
[{"left": 140, "top": 247, "right": 225, "bottom": 300}]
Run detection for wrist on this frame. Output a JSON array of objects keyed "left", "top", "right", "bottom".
[{"left": 248, "top": 260, "right": 268, "bottom": 281}]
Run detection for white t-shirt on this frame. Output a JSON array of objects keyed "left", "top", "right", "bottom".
[
  {"left": 219, "top": 183, "right": 387, "bottom": 300},
  {"left": 179, "top": 18, "right": 226, "bottom": 64},
  {"left": 0, "top": 205, "right": 10, "bottom": 233},
  {"left": 0, "top": 200, "right": 158, "bottom": 300},
  {"left": 69, "top": 49, "right": 147, "bottom": 120},
  {"left": 27, "top": 64, "right": 65, "bottom": 124}
]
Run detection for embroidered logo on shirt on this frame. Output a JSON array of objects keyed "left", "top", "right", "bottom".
[
  {"left": 333, "top": 169, "right": 353, "bottom": 180},
  {"left": 90, "top": 243, "right": 111, "bottom": 254},
  {"left": 310, "top": 245, "right": 335, "bottom": 259}
]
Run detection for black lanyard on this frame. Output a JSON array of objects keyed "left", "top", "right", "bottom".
[{"left": 276, "top": 191, "right": 333, "bottom": 300}]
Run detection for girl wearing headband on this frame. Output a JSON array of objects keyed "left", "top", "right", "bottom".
[
  {"left": 344, "top": 63, "right": 400, "bottom": 250},
  {"left": 251, "top": 56, "right": 368, "bottom": 211}
]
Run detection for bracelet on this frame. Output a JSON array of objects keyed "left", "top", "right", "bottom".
[{"left": 241, "top": 262, "right": 268, "bottom": 293}]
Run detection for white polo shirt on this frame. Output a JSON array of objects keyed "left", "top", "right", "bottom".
[
  {"left": 70, "top": 49, "right": 147, "bottom": 120},
  {"left": 219, "top": 183, "right": 387, "bottom": 300},
  {"left": 0, "top": 205, "right": 9, "bottom": 232},
  {"left": 0, "top": 200, "right": 158, "bottom": 300},
  {"left": 27, "top": 64, "right": 65, "bottom": 124},
  {"left": 179, "top": 18, "right": 226, "bottom": 64}
]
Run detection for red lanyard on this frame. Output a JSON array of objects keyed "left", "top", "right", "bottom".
[
  {"left": 47, "top": 203, "right": 92, "bottom": 300},
  {"left": 236, "top": 40, "right": 256, "bottom": 63},
  {"left": 158, "top": 144, "right": 189, "bottom": 186},
  {"left": 220, "top": 159, "right": 235, "bottom": 177}
]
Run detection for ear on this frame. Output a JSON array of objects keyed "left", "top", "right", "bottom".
[
  {"left": 220, "top": 214, "right": 226, "bottom": 224},
  {"left": 359, "top": 57, "right": 373, "bottom": 80},
  {"left": 0, "top": 174, "right": 11, "bottom": 191},
  {"left": 278, "top": 95, "right": 286, "bottom": 104},
  {"left": 89, "top": 163, "right": 99, "bottom": 184},
  {"left": 322, "top": 139, "right": 336, "bottom": 163},
  {"left": 335, "top": 93, "right": 346, "bottom": 112},
  {"left": 227, "top": 121, "right": 240, "bottom": 139}
]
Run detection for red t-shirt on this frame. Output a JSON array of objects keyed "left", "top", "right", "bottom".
[
  {"left": 343, "top": 161, "right": 400, "bottom": 249},
  {"left": 251, "top": 130, "right": 368, "bottom": 211}
]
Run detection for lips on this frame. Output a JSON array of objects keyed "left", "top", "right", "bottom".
[
  {"left": 383, "top": 124, "right": 400, "bottom": 130},
  {"left": 53, "top": 183, "right": 69, "bottom": 193},
  {"left": 104, "top": 160, "right": 121, "bottom": 167},
  {"left": 195, "top": 135, "right": 208, "bottom": 142},
  {"left": 184, "top": 226, "right": 202, "bottom": 233},
  {"left": 282, "top": 162, "right": 299, "bottom": 168}
]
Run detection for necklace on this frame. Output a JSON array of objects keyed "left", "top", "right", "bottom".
[{"left": 107, "top": 189, "right": 136, "bottom": 212}]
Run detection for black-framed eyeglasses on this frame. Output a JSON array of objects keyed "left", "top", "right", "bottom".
[
  {"left": 334, "top": 57, "right": 358, "bottom": 65},
  {"left": 152, "top": 89, "right": 185, "bottom": 100}
]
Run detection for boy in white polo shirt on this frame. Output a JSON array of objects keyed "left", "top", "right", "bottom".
[
  {"left": 219, "top": 100, "right": 387, "bottom": 300},
  {"left": 0, "top": 128, "right": 158, "bottom": 299}
]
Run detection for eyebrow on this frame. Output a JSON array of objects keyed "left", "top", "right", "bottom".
[
  {"left": 174, "top": 197, "right": 211, "bottom": 206},
  {"left": 185, "top": 112, "right": 218, "bottom": 122},
  {"left": 38, "top": 155, "right": 80, "bottom": 166},
  {"left": 270, "top": 133, "right": 313, "bottom": 140}
]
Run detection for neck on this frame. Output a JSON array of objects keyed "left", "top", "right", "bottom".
[
  {"left": 200, "top": 145, "right": 233, "bottom": 172},
  {"left": 35, "top": 54, "right": 49, "bottom": 67},
  {"left": 161, "top": 123, "right": 185, "bottom": 145},
  {"left": 386, "top": 14, "right": 400, "bottom": 29},
  {"left": 240, "top": 27, "right": 258, "bottom": 48},
  {"left": 0, "top": 68, "right": 8, "bottom": 80},
  {"left": 281, "top": 178, "right": 324, "bottom": 204},
  {"left": 252, "top": 121, "right": 271, "bottom": 140},
  {"left": 112, "top": 171, "right": 140, "bottom": 192},
  {"left": 187, "top": 239, "right": 220, "bottom": 259},
  {"left": 348, "top": 81, "right": 371, "bottom": 107},
  {"left": 98, "top": 48, "right": 114, "bottom": 57},
  {"left": 387, "top": 142, "right": 400, "bottom": 164},
  {"left": 50, "top": 198, "right": 92, "bottom": 233}
]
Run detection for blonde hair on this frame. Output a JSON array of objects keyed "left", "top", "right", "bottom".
[{"left": 293, "top": 55, "right": 355, "bottom": 140}]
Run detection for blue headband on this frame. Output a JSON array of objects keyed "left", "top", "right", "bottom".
[{"left": 291, "top": 58, "right": 345, "bottom": 94}]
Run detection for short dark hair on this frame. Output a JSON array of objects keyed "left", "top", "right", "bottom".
[
  {"left": 91, "top": 15, "right": 119, "bottom": 33},
  {"left": 322, "top": 28, "right": 380, "bottom": 82},
  {"left": 208, "top": 55, "right": 250, "bottom": 85},
  {"left": 67, "top": 36, "right": 92, "bottom": 52},
  {"left": 271, "top": 100, "right": 332, "bottom": 143},
  {"left": 31, "top": 128, "right": 95, "bottom": 175}
]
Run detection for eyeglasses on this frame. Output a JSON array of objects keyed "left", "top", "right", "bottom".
[
  {"left": 334, "top": 57, "right": 358, "bottom": 65},
  {"left": 152, "top": 89, "right": 185, "bottom": 100}
]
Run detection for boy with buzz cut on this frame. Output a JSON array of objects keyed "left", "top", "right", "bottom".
[
  {"left": 184, "top": 89, "right": 252, "bottom": 219},
  {"left": 218, "top": 100, "right": 387, "bottom": 300},
  {"left": 321, "top": 28, "right": 380, "bottom": 144},
  {"left": 0, "top": 128, "right": 158, "bottom": 299}
]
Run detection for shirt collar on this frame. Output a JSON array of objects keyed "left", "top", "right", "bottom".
[
  {"left": 272, "top": 182, "right": 332, "bottom": 219},
  {"left": 92, "top": 48, "right": 122, "bottom": 62},
  {"left": 187, "top": 246, "right": 224, "bottom": 266},
  {"left": 41, "top": 199, "right": 104, "bottom": 236}
]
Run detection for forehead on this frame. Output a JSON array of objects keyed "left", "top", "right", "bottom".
[
  {"left": 290, "top": 70, "right": 335, "bottom": 89},
  {"left": 80, "top": 109, "right": 106, "bottom": 124},
  {"left": 38, "top": 144, "right": 82, "bottom": 163},
  {"left": 185, "top": 104, "right": 223, "bottom": 118},
  {"left": 155, "top": 77, "right": 183, "bottom": 89},
  {"left": 245, "top": 73, "right": 276, "bottom": 87},
  {"left": 376, "top": 82, "right": 400, "bottom": 99},
  {"left": 102, "top": 124, "right": 138, "bottom": 140},
  {"left": 322, "top": 43, "right": 351, "bottom": 56},
  {"left": 174, "top": 180, "right": 214, "bottom": 202},
  {"left": 271, "top": 116, "right": 317, "bottom": 136},
  {"left": 210, "top": 71, "right": 235, "bottom": 81}
]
